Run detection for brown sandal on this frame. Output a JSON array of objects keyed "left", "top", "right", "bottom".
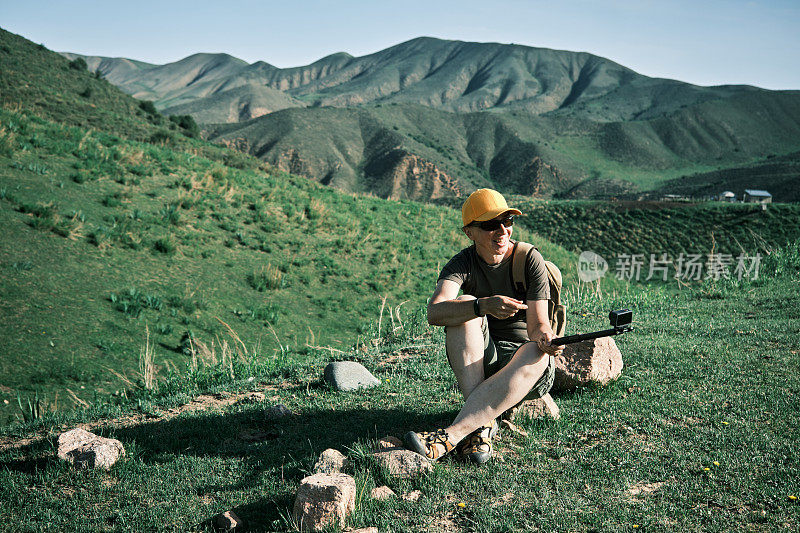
[{"left": 403, "top": 428, "right": 455, "bottom": 461}]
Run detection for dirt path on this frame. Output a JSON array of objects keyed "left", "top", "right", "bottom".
[{"left": 0, "top": 388, "right": 278, "bottom": 453}]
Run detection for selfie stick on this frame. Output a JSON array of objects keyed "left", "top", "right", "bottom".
[
  {"left": 551, "top": 309, "right": 634, "bottom": 346},
  {"left": 551, "top": 326, "right": 633, "bottom": 346}
]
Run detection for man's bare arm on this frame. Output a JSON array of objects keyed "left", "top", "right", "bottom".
[
  {"left": 526, "top": 300, "right": 563, "bottom": 356},
  {"left": 427, "top": 280, "right": 528, "bottom": 326},
  {"left": 427, "top": 280, "right": 477, "bottom": 326}
]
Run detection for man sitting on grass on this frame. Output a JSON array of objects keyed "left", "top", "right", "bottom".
[{"left": 404, "top": 189, "right": 563, "bottom": 464}]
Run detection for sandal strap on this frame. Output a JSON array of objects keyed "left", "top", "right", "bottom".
[{"left": 423, "top": 428, "right": 454, "bottom": 459}]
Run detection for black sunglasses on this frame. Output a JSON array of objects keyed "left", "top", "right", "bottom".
[{"left": 471, "top": 216, "right": 515, "bottom": 231}]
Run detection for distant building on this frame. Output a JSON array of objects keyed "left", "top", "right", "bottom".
[
  {"left": 743, "top": 189, "right": 772, "bottom": 203},
  {"left": 719, "top": 191, "right": 736, "bottom": 202}
]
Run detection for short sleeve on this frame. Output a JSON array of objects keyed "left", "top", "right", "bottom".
[
  {"left": 438, "top": 248, "right": 471, "bottom": 288},
  {"left": 526, "top": 248, "right": 550, "bottom": 301}
]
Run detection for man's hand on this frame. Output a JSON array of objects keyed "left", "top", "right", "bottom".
[
  {"left": 480, "top": 296, "right": 528, "bottom": 319},
  {"left": 532, "top": 330, "right": 564, "bottom": 357}
]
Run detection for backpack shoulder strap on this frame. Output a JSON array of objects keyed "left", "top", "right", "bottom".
[{"left": 512, "top": 241, "right": 534, "bottom": 295}]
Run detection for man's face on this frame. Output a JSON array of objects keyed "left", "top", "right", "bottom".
[{"left": 464, "top": 214, "right": 514, "bottom": 258}]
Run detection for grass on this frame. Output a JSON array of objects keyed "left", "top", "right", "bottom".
[{"left": 0, "top": 243, "right": 798, "bottom": 531}]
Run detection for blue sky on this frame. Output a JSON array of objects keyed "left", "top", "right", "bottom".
[{"left": 2, "top": 0, "right": 798, "bottom": 89}]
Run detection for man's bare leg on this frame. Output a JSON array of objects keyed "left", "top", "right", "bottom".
[
  {"left": 444, "top": 342, "right": 549, "bottom": 444},
  {"left": 445, "top": 296, "right": 486, "bottom": 400}
]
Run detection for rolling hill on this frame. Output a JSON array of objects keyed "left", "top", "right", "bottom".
[
  {"left": 203, "top": 91, "right": 800, "bottom": 201},
  {"left": 71, "top": 37, "right": 767, "bottom": 121},
  {"left": 66, "top": 37, "right": 800, "bottom": 201}
]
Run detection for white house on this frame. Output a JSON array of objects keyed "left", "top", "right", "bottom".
[{"left": 743, "top": 189, "right": 772, "bottom": 203}]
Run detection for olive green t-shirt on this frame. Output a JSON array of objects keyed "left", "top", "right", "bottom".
[{"left": 437, "top": 241, "right": 550, "bottom": 342}]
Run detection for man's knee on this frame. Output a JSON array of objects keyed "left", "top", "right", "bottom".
[{"left": 509, "top": 343, "right": 549, "bottom": 381}]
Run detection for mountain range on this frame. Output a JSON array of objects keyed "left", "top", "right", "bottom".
[{"left": 65, "top": 37, "right": 800, "bottom": 201}]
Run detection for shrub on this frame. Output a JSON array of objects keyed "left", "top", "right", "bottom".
[
  {"left": 248, "top": 264, "right": 284, "bottom": 291},
  {"left": 160, "top": 203, "right": 181, "bottom": 226},
  {"left": 153, "top": 236, "right": 176, "bottom": 254},
  {"left": 138, "top": 100, "right": 158, "bottom": 116},
  {"left": 149, "top": 130, "right": 174, "bottom": 145},
  {"left": 69, "top": 57, "right": 89, "bottom": 71},
  {"left": 101, "top": 193, "right": 122, "bottom": 207},
  {"left": 0, "top": 126, "right": 18, "bottom": 157},
  {"left": 169, "top": 114, "right": 200, "bottom": 139}
]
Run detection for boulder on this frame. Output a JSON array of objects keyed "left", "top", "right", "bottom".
[
  {"left": 213, "top": 510, "right": 244, "bottom": 532},
  {"left": 323, "top": 362, "right": 380, "bottom": 392},
  {"left": 314, "top": 448, "right": 349, "bottom": 474},
  {"left": 504, "top": 393, "right": 560, "bottom": 422},
  {"left": 57, "top": 428, "right": 124, "bottom": 470},
  {"left": 293, "top": 473, "right": 356, "bottom": 532},
  {"left": 372, "top": 449, "right": 432, "bottom": 478},
  {"left": 370, "top": 485, "right": 395, "bottom": 500},
  {"left": 553, "top": 337, "right": 623, "bottom": 392}
]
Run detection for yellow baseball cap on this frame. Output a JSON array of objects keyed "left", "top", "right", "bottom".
[{"left": 461, "top": 189, "right": 522, "bottom": 227}]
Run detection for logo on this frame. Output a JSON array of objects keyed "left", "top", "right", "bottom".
[{"left": 578, "top": 251, "right": 608, "bottom": 282}]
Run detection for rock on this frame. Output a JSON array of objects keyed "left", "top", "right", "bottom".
[
  {"left": 376, "top": 436, "right": 403, "bottom": 450},
  {"left": 370, "top": 485, "right": 395, "bottom": 500},
  {"left": 504, "top": 393, "right": 561, "bottom": 422},
  {"left": 401, "top": 490, "right": 422, "bottom": 502},
  {"left": 553, "top": 337, "right": 623, "bottom": 392},
  {"left": 293, "top": 473, "right": 356, "bottom": 532},
  {"left": 314, "top": 448, "right": 349, "bottom": 474},
  {"left": 57, "top": 428, "right": 124, "bottom": 470},
  {"left": 348, "top": 528, "right": 378, "bottom": 533},
  {"left": 500, "top": 419, "right": 529, "bottom": 437},
  {"left": 265, "top": 403, "right": 294, "bottom": 420},
  {"left": 213, "top": 510, "right": 244, "bottom": 532},
  {"left": 372, "top": 449, "right": 432, "bottom": 478},
  {"left": 323, "top": 362, "right": 380, "bottom": 392}
]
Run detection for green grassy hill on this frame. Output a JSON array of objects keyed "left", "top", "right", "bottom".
[
  {"left": 0, "top": 104, "right": 504, "bottom": 423},
  {"left": 511, "top": 199, "right": 800, "bottom": 258},
  {"left": 204, "top": 94, "right": 800, "bottom": 201},
  {"left": 650, "top": 151, "right": 800, "bottom": 203},
  {"left": 1, "top": 29, "right": 155, "bottom": 140}
]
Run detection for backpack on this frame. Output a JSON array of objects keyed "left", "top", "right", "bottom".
[{"left": 510, "top": 241, "right": 567, "bottom": 337}]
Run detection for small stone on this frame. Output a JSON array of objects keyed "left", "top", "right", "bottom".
[
  {"left": 505, "top": 393, "right": 560, "bottom": 422},
  {"left": 376, "top": 436, "right": 403, "bottom": 450},
  {"left": 57, "top": 428, "right": 124, "bottom": 470},
  {"left": 265, "top": 403, "right": 293, "bottom": 420},
  {"left": 348, "top": 528, "right": 378, "bottom": 533},
  {"left": 500, "top": 419, "right": 529, "bottom": 436},
  {"left": 552, "top": 337, "right": 623, "bottom": 392},
  {"left": 214, "top": 510, "right": 244, "bottom": 532},
  {"left": 323, "top": 362, "right": 380, "bottom": 392},
  {"left": 401, "top": 490, "right": 422, "bottom": 502},
  {"left": 372, "top": 449, "right": 432, "bottom": 478},
  {"left": 293, "top": 473, "right": 356, "bottom": 532},
  {"left": 370, "top": 485, "right": 395, "bottom": 500},
  {"left": 314, "top": 448, "right": 349, "bottom": 474}
]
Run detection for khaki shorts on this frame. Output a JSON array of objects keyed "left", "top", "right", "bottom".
[{"left": 447, "top": 317, "right": 555, "bottom": 400}]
